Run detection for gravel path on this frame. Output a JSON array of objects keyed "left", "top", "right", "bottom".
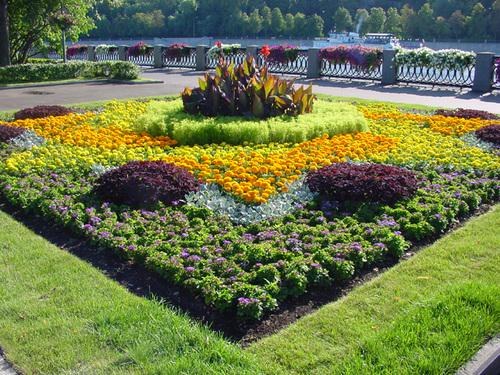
[{"left": 0, "top": 68, "right": 499, "bottom": 111}]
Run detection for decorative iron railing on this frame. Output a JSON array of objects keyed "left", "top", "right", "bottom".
[
  {"left": 47, "top": 51, "right": 62, "bottom": 60},
  {"left": 163, "top": 47, "right": 196, "bottom": 68},
  {"left": 67, "top": 51, "right": 89, "bottom": 61},
  {"left": 320, "top": 60, "right": 382, "bottom": 81},
  {"left": 39, "top": 45, "right": 498, "bottom": 93},
  {"left": 206, "top": 48, "right": 247, "bottom": 69},
  {"left": 95, "top": 50, "right": 120, "bottom": 62},
  {"left": 493, "top": 56, "right": 500, "bottom": 90},
  {"left": 258, "top": 49, "right": 308, "bottom": 75},
  {"left": 396, "top": 64, "right": 475, "bottom": 87},
  {"left": 127, "top": 49, "right": 154, "bottom": 66}
]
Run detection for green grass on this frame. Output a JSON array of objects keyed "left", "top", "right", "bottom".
[
  {"left": 0, "top": 209, "right": 266, "bottom": 374},
  {"left": 1, "top": 205, "right": 498, "bottom": 374},
  {"left": 250, "top": 205, "right": 500, "bottom": 374}
]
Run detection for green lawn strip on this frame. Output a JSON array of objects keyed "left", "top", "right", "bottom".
[
  {"left": 0, "top": 210, "right": 266, "bottom": 375},
  {"left": 250, "top": 205, "right": 500, "bottom": 375}
]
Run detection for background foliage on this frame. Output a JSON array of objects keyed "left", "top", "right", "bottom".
[{"left": 88, "top": 0, "right": 500, "bottom": 40}]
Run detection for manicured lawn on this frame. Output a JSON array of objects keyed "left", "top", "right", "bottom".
[
  {"left": 251, "top": 205, "right": 500, "bottom": 374},
  {"left": 0, "top": 209, "right": 265, "bottom": 374},
  {"left": 1, "top": 205, "right": 498, "bottom": 374}
]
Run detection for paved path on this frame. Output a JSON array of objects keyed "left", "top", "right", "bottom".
[
  {"left": 0, "top": 355, "right": 16, "bottom": 375},
  {"left": 0, "top": 68, "right": 499, "bottom": 111}
]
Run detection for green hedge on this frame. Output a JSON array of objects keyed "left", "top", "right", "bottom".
[
  {"left": 0, "top": 61, "right": 140, "bottom": 84},
  {"left": 133, "top": 99, "right": 368, "bottom": 145}
]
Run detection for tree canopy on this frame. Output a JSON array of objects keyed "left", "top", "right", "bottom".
[
  {"left": 1, "top": 0, "right": 96, "bottom": 64},
  {"left": 87, "top": 0, "right": 499, "bottom": 40}
]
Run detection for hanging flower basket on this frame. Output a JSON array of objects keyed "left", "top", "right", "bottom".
[
  {"left": 127, "top": 42, "right": 153, "bottom": 58},
  {"left": 66, "top": 45, "right": 87, "bottom": 58},
  {"left": 165, "top": 44, "right": 191, "bottom": 61}
]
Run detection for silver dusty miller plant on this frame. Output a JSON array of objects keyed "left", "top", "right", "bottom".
[{"left": 185, "top": 177, "right": 317, "bottom": 225}]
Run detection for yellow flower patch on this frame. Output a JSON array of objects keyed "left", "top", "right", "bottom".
[
  {"left": 362, "top": 110, "right": 497, "bottom": 136},
  {"left": 9, "top": 113, "right": 176, "bottom": 149}
]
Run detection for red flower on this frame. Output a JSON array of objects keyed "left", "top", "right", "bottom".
[
  {"left": 215, "top": 41, "right": 222, "bottom": 48},
  {"left": 261, "top": 45, "right": 271, "bottom": 58}
]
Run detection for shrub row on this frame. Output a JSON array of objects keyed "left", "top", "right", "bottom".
[{"left": 0, "top": 61, "right": 140, "bottom": 84}]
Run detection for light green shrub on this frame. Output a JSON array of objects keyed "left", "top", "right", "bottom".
[
  {"left": 133, "top": 99, "right": 368, "bottom": 145},
  {"left": 0, "top": 61, "right": 139, "bottom": 84}
]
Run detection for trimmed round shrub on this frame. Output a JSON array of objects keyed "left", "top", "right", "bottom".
[
  {"left": 95, "top": 161, "right": 200, "bottom": 208},
  {"left": 306, "top": 163, "right": 418, "bottom": 204},
  {"left": 14, "top": 105, "right": 73, "bottom": 120},
  {"left": 475, "top": 125, "right": 500, "bottom": 146},
  {"left": 434, "top": 108, "right": 498, "bottom": 120},
  {"left": 0, "top": 124, "right": 26, "bottom": 143}
]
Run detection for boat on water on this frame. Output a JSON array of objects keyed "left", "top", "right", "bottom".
[{"left": 313, "top": 32, "right": 400, "bottom": 49}]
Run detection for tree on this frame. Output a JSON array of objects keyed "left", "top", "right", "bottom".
[
  {"left": 7, "top": 0, "right": 96, "bottom": 64},
  {"left": 367, "top": 7, "right": 386, "bottom": 33},
  {"left": 354, "top": 8, "right": 370, "bottom": 35},
  {"left": 260, "top": 6, "right": 272, "bottom": 36},
  {"left": 248, "top": 9, "right": 263, "bottom": 37},
  {"left": 434, "top": 16, "right": 450, "bottom": 39},
  {"left": 385, "top": 7, "right": 401, "bottom": 36},
  {"left": 271, "top": 7, "right": 285, "bottom": 36},
  {"left": 305, "top": 14, "right": 324, "bottom": 37},
  {"left": 416, "top": 3, "right": 435, "bottom": 39},
  {"left": 292, "top": 12, "right": 306, "bottom": 37},
  {"left": 400, "top": 4, "right": 418, "bottom": 38},
  {"left": 333, "top": 7, "right": 352, "bottom": 32},
  {"left": 448, "top": 10, "right": 466, "bottom": 39},
  {"left": 467, "top": 2, "right": 488, "bottom": 40},
  {"left": 491, "top": 0, "right": 500, "bottom": 39},
  {"left": 0, "top": 0, "right": 10, "bottom": 66},
  {"left": 283, "top": 13, "right": 295, "bottom": 37}
]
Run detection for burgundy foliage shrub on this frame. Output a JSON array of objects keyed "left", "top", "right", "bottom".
[
  {"left": 0, "top": 124, "right": 26, "bottom": 143},
  {"left": 434, "top": 108, "right": 498, "bottom": 120},
  {"left": 14, "top": 105, "right": 73, "bottom": 120},
  {"left": 95, "top": 161, "right": 200, "bottom": 208},
  {"left": 475, "top": 124, "right": 500, "bottom": 145},
  {"left": 306, "top": 163, "right": 418, "bottom": 204}
]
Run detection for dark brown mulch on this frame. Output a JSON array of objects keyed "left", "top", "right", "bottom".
[{"left": 0, "top": 198, "right": 493, "bottom": 346}]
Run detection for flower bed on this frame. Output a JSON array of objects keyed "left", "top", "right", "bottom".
[{"left": 0, "top": 98, "right": 498, "bottom": 320}]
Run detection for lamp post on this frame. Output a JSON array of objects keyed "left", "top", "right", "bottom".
[{"left": 51, "top": 6, "right": 74, "bottom": 62}]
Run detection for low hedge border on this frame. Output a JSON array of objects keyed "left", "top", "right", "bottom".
[{"left": 0, "top": 61, "right": 140, "bottom": 84}]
